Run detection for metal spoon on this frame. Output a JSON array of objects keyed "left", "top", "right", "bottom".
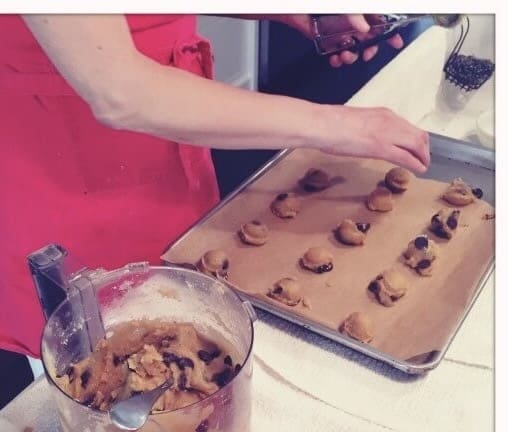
[{"left": 109, "top": 377, "right": 174, "bottom": 431}]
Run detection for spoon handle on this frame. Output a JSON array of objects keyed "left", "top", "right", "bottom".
[
  {"left": 141, "top": 377, "right": 174, "bottom": 406},
  {"left": 109, "top": 377, "right": 175, "bottom": 430}
]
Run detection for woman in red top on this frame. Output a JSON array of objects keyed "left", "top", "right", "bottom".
[{"left": 0, "top": 14, "right": 429, "bottom": 363}]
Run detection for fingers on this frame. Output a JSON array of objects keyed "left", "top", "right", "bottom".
[
  {"left": 387, "top": 33, "right": 404, "bottom": 49},
  {"left": 329, "top": 50, "right": 358, "bottom": 66},
  {"left": 366, "top": 109, "right": 430, "bottom": 173},
  {"left": 329, "top": 54, "right": 343, "bottom": 68},
  {"left": 325, "top": 15, "right": 404, "bottom": 68},
  {"left": 340, "top": 51, "right": 359, "bottom": 64},
  {"left": 332, "top": 45, "right": 378, "bottom": 65},
  {"left": 347, "top": 14, "right": 370, "bottom": 33},
  {"left": 386, "top": 145, "right": 428, "bottom": 173},
  {"left": 394, "top": 129, "right": 430, "bottom": 172},
  {"left": 362, "top": 45, "right": 378, "bottom": 62}
]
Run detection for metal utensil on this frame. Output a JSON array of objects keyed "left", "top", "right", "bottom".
[
  {"left": 109, "top": 377, "right": 174, "bottom": 431},
  {"left": 312, "top": 14, "right": 464, "bottom": 56}
]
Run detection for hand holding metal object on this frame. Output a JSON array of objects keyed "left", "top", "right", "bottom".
[{"left": 311, "top": 14, "right": 464, "bottom": 56}]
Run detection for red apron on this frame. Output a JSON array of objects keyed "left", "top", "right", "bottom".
[{"left": 0, "top": 15, "right": 220, "bottom": 357}]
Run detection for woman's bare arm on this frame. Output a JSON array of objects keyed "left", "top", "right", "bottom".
[{"left": 22, "top": 14, "right": 429, "bottom": 172}]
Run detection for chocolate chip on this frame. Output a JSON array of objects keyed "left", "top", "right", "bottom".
[
  {"left": 417, "top": 259, "right": 431, "bottom": 270},
  {"left": 224, "top": 355, "right": 233, "bottom": 367},
  {"left": 178, "top": 373, "right": 187, "bottom": 390},
  {"left": 198, "top": 350, "right": 213, "bottom": 363},
  {"left": 446, "top": 216, "right": 458, "bottom": 230},
  {"left": 80, "top": 369, "right": 91, "bottom": 389},
  {"left": 303, "top": 184, "right": 319, "bottom": 192},
  {"left": 433, "top": 227, "right": 450, "bottom": 239},
  {"left": 315, "top": 263, "right": 333, "bottom": 273},
  {"left": 212, "top": 368, "right": 233, "bottom": 387},
  {"left": 83, "top": 395, "right": 95, "bottom": 407},
  {"left": 252, "top": 220, "right": 262, "bottom": 225},
  {"left": 273, "top": 286, "right": 283, "bottom": 295},
  {"left": 368, "top": 281, "right": 379, "bottom": 293},
  {"left": 57, "top": 366, "right": 75, "bottom": 380},
  {"left": 431, "top": 214, "right": 440, "bottom": 225},
  {"left": 178, "top": 357, "right": 195, "bottom": 370},
  {"left": 131, "top": 390, "right": 143, "bottom": 397},
  {"left": 472, "top": 188, "right": 483, "bottom": 199},
  {"left": 195, "top": 420, "right": 209, "bottom": 432},
  {"left": 356, "top": 223, "right": 371, "bottom": 233},
  {"left": 234, "top": 364, "right": 242, "bottom": 375},
  {"left": 163, "top": 352, "right": 179, "bottom": 366},
  {"left": 113, "top": 355, "right": 126, "bottom": 367},
  {"left": 198, "top": 349, "right": 221, "bottom": 364},
  {"left": 414, "top": 236, "right": 429, "bottom": 250},
  {"left": 276, "top": 193, "right": 288, "bottom": 201},
  {"left": 222, "top": 260, "right": 229, "bottom": 270}
]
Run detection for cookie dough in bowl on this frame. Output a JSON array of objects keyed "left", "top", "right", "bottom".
[
  {"left": 366, "top": 186, "right": 394, "bottom": 212},
  {"left": 403, "top": 235, "right": 438, "bottom": 276},
  {"left": 368, "top": 268, "right": 409, "bottom": 307},
  {"left": 55, "top": 320, "right": 243, "bottom": 413},
  {"left": 238, "top": 220, "right": 269, "bottom": 246},
  {"left": 301, "top": 247, "right": 334, "bottom": 274},
  {"left": 339, "top": 312, "right": 373, "bottom": 343},
  {"left": 270, "top": 192, "right": 302, "bottom": 219},
  {"left": 384, "top": 166, "right": 412, "bottom": 193},
  {"left": 267, "top": 277, "right": 302, "bottom": 306},
  {"left": 335, "top": 219, "right": 371, "bottom": 246}
]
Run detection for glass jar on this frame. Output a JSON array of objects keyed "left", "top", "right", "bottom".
[{"left": 438, "top": 15, "right": 495, "bottom": 111}]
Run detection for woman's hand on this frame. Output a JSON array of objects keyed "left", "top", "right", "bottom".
[
  {"left": 282, "top": 14, "right": 404, "bottom": 68},
  {"left": 315, "top": 105, "right": 430, "bottom": 173}
]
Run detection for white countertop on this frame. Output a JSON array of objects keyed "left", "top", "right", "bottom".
[{"left": 1, "top": 24, "right": 494, "bottom": 432}]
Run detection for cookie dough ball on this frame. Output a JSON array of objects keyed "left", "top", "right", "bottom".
[
  {"left": 366, "top": 186, "right": 394, "bottom": 212},
  {"left": 301, "top": 247, "right": 334, "bottom": 274},
  {"left": 430, "top": 208, "right": 461, "bottom": 239},
  {"left": 339, "top": 312, "right": 373, "bottom": 343},
  {"left": 442, "top": 178, "right": 483, "bottom": 206},
  {"left": 270, "top": 193, "right": 301, "bottom": 219},
  {"left": 267, "top": 278, "right": 302, "bottom": 306},
  {"left": 403, "top": 235, "right": 438, "bottom": 276},
  {"left": 299, "top": 168, "right": 331, "bottom": 192},
  {"left": 368, "top": 268, "right": 409, "bottom": 307},
  {"left": 198, "top": 250, "right": 229, "bottom": 279},
  {"left": 238, "top": 220, "right": 269, "bottom": 246},
  {"left": 335, "top": 219, "right": 371, "bottom": 246},
  {"left": 385, "top": 167, "right": 412, "bottom": 193}
]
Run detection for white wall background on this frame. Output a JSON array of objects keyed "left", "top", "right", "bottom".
[
  {"left": 445, "top": 14, "right": 495, "bottom": 61},
  {"left": 197, "top": 16, "right": 259, "bottom": 90}
]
